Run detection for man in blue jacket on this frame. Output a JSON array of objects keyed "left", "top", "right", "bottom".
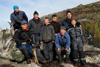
[
  {"left": 55, "top": 26, "right": 71, "bottom": 63},
  {"left": 10, "top": 5, "right": 28, "bottom": 29}
]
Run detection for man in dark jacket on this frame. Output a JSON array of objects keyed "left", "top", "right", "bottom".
[
  {"left": 55, "top": 26, "right": 71, "bottom": 63},
  {"left": 61, "top": 11, "right": 73, "bottom": 31},
  {"left": 15, "top": 20, "right": 33, "bottom": 64},
  {"left": 15, "top": 20, "right": 47, "bottom": 64},
  {"left": 28, "top": 11, "right": 43, "bottom": 47},
  {"left": 10, "top": 5, "right": 28, "bottom": 29},
  {"left": 50, "top": 14, "right": 60, "bottom": 36},
  {"left": 67, "top": 20, "right": 86, "bottom": 66},
  {"left": 40, "top": 17, "right": 55, "bottom": 61},
  {"left": 50, "top": 14, "right": 60, "bottom": 60}
]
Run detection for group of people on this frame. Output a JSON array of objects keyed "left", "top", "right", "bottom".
[{"left": 10, "top": 5, "right": 86, "bottom": 66}]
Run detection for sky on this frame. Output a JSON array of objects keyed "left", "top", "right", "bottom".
[{"left": 0, "top": 0, "right": 100, "bottom": 29}]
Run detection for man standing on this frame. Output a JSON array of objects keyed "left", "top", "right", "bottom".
[
  {"left": 55, "top": 26, "right": 71, "bottom": 63},
  {"left": 50, "top": 14, "right": 60, "bottom": 60},
  {"left": 40, "top": 17, "right": 55, "bottom": 61},
  {"left": 50, "top": 14, "right": 60, "bottom": 36},
  {"left": 28, "top": 11, "right": 43, "bottom": 47},
  {"left": 61, "top": 11, "right": 73, "bottom": 31},
  {"left": 10, "top": 5, "right": 28, "bottom": 29}
]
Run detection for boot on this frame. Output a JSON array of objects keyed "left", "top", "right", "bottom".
[
  {"left": 58, "top": 54, "right": 62, "bottom": 62},
  {"left": 27, "top": 59, "right": 31, "bottom": 64},
  {"left": 65, "top": 54, "right": 70, "bottom": 63},
  {"left": 80, "top": 59, "right": 86, "bottom": 66}
]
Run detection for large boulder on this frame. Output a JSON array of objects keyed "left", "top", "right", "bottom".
[{"left": 8, "top": 41, "right": 25, "bottom": 62}]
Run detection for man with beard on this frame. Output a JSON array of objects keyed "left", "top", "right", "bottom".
[{"left": 10, "top": 5, "right": 28, "bottom": 30}]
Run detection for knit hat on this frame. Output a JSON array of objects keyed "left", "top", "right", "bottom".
[
  {"left": 34, "top": 11, "right": 39, "bottom": 15},
  {"left": 13, "top": 5, "right": 19, "bottom": 10},
  {"left": 21, "top": 20, "right": 27, "bottom": 25},
  {"left": 66, "top": 10, "right": 72, "bottom": 15},
  {"left": 60, "top": 26, "right": 66, "bottom": 30}
]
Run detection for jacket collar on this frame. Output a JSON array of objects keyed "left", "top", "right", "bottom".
[{"left": 59, "top": 32, "right": 68, "bottom": 38}]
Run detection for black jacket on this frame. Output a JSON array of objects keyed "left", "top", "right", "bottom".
[
  {"left": 10, "top": 11, "right": 28, "bottom": 29},
  {"left": 50, "top": 21, "right": 60, "bottom": 33},
  {"left": 14, "top": 28, "right": 34, "bottom": 46},
  {"left": 28, "top": 18, "right": 43, "bottom": 35}
]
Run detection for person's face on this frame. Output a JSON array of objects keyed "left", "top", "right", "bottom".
[
  {"left": 67, "top": 13, "right": 72, "bottom": 19},
  {"left": 60, "top": 29, "right": 66, "bottom": 36},
  {"left": 34, "top": 14, "right": 39, "bottom": 19},
  {"left": 14, "top": 8, "right": 19, "bottom": 12},
  {"left": 71, "top": 21, "right": 76, "bottom": 26},
  {"left": 21, "top": 24, "right": 28, "bottom": 30},
  {"left": 52, "top": 17, "right": 57, "bottom": 22},
  {"left": 45, "top": 19, "right": 49, "bottom": 24}
]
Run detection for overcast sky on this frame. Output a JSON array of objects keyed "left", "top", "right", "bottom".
[{"left": 0, "top": 0, "right": 99, "bottom": 29}]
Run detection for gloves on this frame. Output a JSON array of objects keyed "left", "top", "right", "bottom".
[
  {"left": 32, "top": 44, "right": 36, "bottom": 48},
  {"left": 32, "top": 44, "right": 40, "bottom": 48},
  {"left": 21, "top": 42, "right": 27, "bottom": 45}
]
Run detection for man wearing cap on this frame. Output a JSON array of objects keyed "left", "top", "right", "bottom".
[
  {"left": 55, "top": 26, "right": 71, "bottom": 63},
  {"left": 15, "top": 20, "right": 34, "bottom": 64},
  {"left": 10, "top": 5, "right": 28, "bottom": 29},
  {"left": 15, "top": 20, "right": 47, "bottom": 64}
]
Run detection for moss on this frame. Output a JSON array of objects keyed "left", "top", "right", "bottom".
[{"left": 2, "top": 34, "right": 10, "bottom": 39}]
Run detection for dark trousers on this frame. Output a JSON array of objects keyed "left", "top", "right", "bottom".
[
  {"left": 43, "top": 42, "right": 53, "bottom": 60},
  {"left": 71, "top": 42, "right": 85, "bottom": 63},
  {"left": 18, "top": 44, "right": 33, "bottom": 59},
  {"left": 32, "top": 34, "right": 40, "bottom": 46},
  {"left": 32, "top": 34, "right": 46, "bottom": 61}
]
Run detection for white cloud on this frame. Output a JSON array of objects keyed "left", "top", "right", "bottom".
[{"left": 0, "top": 0, "right": 100, "bottom": 29}]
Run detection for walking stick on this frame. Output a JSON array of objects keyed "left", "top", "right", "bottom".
[
  {"left": 32, "top": 48, "right": 40, "bottom": 66},
  {"left": 24, "top": 32, "right": 40, "bottom": 65}
]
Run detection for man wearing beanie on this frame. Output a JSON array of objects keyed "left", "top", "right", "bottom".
[
  {"left": 28, "top": 11, "right": 43, "bottom": 48},
  {"left": 55, "top": 26, "right": 71, "bottom": 63},
  {"left": 10, "top": 5, "right": 28, "bottom": 29},
  {"left": 28, "top": 11, "right": 48, "bottom": 63},
  {"left": 61, "top": 11, "right": 73, "bottom": 31}
]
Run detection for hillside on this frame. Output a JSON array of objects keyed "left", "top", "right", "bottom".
[{"left": 41, "top": 1, "right": 100, "bottom": 48}]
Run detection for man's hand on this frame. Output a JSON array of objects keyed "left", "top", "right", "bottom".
[
  {"left": 22, "top": 42, "right": 27, "bottom": 45},
  {"left": 40, "top": 41, "right": 43, "bottom": 44},
  {"left": 65, "top": 48, "right": 68, "bottom": 52},
  {"left": 57, "top": 48, "right": 61, "bottom": 53},
  {"left": 52, "top": 41, "right": 55, "bottom": 43},
  {"left": 55, "top": 33, "right": 57, "bottom": 36}
]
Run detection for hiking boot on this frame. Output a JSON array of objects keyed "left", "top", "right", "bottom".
[
  {"left": 58, "top": 54, "right": 62, "bottom": 62},
  {"left": 80, "top": 60, "right": 86, "bottom": 66},
  {"left": 65, "top": 54, "right": 70, "bottom": 63},
  {"left": 27, "top": 59, "right": 31, "bottom": 64}
]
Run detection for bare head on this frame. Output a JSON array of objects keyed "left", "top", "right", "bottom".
[
  {"left": 71, "top": 20, "right": 76, "bottom": 27},
  {"left": 52, "top": 14, "right": 57, "bottom": 22},
  {"left": 44, "top": 17, "right": 49, "bottom": 24}
]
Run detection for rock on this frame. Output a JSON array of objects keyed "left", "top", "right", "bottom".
[{"left": 10, "top": 48, "right": 24, "bottom": 62}]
